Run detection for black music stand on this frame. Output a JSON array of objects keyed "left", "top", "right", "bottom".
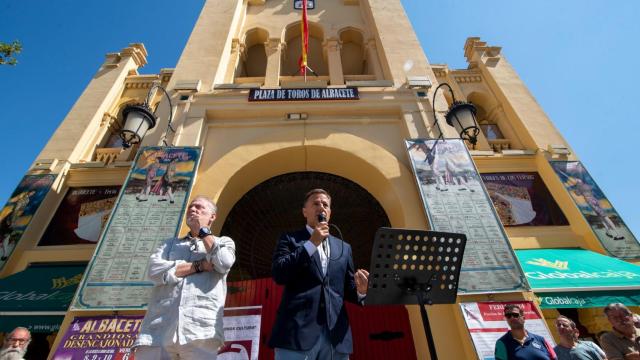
[{"left": 366, "top": 228, "right": 467, "bottom": 360}]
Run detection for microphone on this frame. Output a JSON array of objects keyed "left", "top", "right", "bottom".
[
  {"left": 317, "top": 213, "right": 328, "bottom": 255},
  {"left": 317, "top": 213, "right": 327, "bottom": 223}
]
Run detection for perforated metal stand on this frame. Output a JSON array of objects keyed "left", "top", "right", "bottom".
[{"left": 366, "top": 228, "right": 467, "bottom": 360}]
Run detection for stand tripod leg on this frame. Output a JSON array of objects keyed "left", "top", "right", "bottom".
[{"left": 417, "top": 292, "right": 438, "bottom": 360}]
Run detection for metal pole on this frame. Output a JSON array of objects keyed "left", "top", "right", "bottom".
[{"left": 417, "top": 291, "right": 438, "bottom": 360}]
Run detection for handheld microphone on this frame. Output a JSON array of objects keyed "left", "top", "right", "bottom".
[{"left": 317, "top": 213, "right": 327, "bottom": 223}]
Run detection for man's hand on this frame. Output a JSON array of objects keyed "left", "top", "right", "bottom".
[
  {"left": 186, "top": 214, "right": 209, "bottom": 234},
  {"left": 355, "top": 269, "right": 369, "bottom": 294},
  {"left": 310, "top": 221, "right": 330, "bottom": 246},
  {"left": 201, "top": 260, "right": 214, "bottom": 272}
]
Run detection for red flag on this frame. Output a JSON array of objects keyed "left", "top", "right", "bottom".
[{"left": 298, "top": 0, "right": 309, "bottom": 76}]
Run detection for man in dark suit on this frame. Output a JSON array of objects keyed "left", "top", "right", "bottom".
[{"left": 269, "top": 189, "right": 369, "bottom": 360}]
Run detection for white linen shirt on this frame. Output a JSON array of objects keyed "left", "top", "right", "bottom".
[{"left": 134, "top": 235, "right": 235, "bottom": 347}]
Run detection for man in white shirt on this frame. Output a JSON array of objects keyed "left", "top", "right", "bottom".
[{"left": 133, "top": 196, "right": 235, "bottom": 360}]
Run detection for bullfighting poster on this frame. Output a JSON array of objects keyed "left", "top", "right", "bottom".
[
  {"left": 0, "top": 174, "right": 56, "bottom": 271},
  {"left": 72, "top": 147, "right": 201, "bottom": 310},
  {"left": 39, "top": 186, "right": 121, "bottom": 246},
  {"left": 406, "top": 139, "right": 527, "bottom": 293},
  {"left": 51, "top": 315, "right": 143, "bottom": 360},
  {"left": 480, "top": 173, "right": 568, "bottom": 227},
  {"left": 550, "top": 161, "right": 640, "bottom": 258}
]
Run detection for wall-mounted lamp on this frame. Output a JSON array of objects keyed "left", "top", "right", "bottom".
[
  {"left": 120, "top": 82, "right": 175, "bottom": 148},
  {"left": 432, "top": 83, "right": 480, "bottom": 147}
]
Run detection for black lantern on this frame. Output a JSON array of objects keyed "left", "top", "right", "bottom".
[
  {"left": 120, "top": 83, "right": 174, "bottom": 148},
  {"left": 432, "top": 83, "right": 480, "bottom": 147}
]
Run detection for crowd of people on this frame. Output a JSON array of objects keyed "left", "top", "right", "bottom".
[{"left": 494, "top": 302, "right": 640, "bottom": 360}]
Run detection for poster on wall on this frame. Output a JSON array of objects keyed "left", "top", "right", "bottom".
[
  {"left": 39, "top": 186, "right": 121, "bottom": 246},
  {"left": 480, "top": 173, "right": 568, "bottom": 226},
  {"left": 405, "top": 139, "right": 527, "bottom": 293},
  {"left": 218, "top": 307, "right": 262, "bottom": 360},
  {"left": 460, "top": 301, "right": 555, "bottom": 360},
  {"left": 71, "top": 147, "right": 201, "bottom": 310},
  {"left": 0, "top": 174, "right": 56, "bottom": 270},
  {"left": 51, "top": 315, "right": 143, "bottom": 360},
  {"left": 51, "top": 308, "right": 262, "bottom": 360},
  {"left": 550, "top": 161, "right": 640, "bottom": 259}
]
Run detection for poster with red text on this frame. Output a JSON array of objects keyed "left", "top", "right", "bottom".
[{"left": 459, "top": 301, "right": 555, "bottom": 360}]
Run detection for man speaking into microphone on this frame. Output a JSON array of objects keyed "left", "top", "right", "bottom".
[{"left": 269, "top": 189, "right": 369, "bottom": 360}]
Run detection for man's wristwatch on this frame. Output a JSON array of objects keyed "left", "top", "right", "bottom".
[{"left": 198, "top": 227, "right": 212, "bottom": 238}]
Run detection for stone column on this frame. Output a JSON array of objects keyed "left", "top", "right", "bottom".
[
  {"left": 264, "top": 39, "right": 284, "bottom": 87},
  {"left": 324, "top": 38, "right": 344, "bottom": 85},
  {"left": 364, "top": 39, "right": 384, "bottom": 79},
  {"left": 224, "top": 39, "right": 245, "bottom": 83}
]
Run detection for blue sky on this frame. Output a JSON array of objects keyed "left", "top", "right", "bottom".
[{"left": 0, "top": 0, "right": 638, "bottom": 237}]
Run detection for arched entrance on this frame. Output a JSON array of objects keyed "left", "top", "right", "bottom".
[
  {"left": 219, "top": 171, "right": 417, "bottom": 360},
  {"left": 220, "top": 171, "right": 391, "bottom": 282}
]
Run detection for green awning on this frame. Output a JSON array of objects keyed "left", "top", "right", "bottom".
[
  {"left": 515, "top": 248, "right": 640, "bottom": 308},
  {"left": 0, "top": 315, "right": 64, "bottom": 333},
  {"left": 0, "top": 264, "right": 85, "bottom": 331}
]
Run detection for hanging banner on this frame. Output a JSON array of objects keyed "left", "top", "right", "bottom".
[
  {"left": 481, "top": 173, "right": 568, "bottom": 226},
  {"left": 460, "top": 301, "right": 555, "bottom": 360},
  {"left": 39, "top": 186, "right": 121, "bottom": 246},
  {"left": 218, "top": 307, "right": 262, "bottom": 360},
  {"left": 550, "top": 161, "right": 640, "bottom": 259},
  {"left": 405, "top": 139, "right": 527, "bottom": 293},
  {"left": 0, "top": 174, "right": 56, "bottom": 270},
  {"left": 51, "top": 315, "right": 143, "bottom": 360},
  {"left": 50, "top": 308, "right": 261, "bottom": 360},
  {"left": 71, "top": 147, "right": 201, "bottom": 310}
]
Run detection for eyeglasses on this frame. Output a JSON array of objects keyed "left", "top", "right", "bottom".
[
  {"left": 7, "top": 338, "right": 29, "bottom": 345},
  {"left": 505, "top": 313, "right": 521, "bottom": 319}
]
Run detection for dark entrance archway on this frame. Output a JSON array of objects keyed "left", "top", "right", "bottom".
[
  {"left": 219, "top": 171, "right": 417, "bottom": 360},
  {"left": 221, "top": 171, "right": 391, "bottom": 282}
]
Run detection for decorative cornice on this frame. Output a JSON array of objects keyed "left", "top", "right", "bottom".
[
  {"left": 124, "top": 74, "right": 160, "bottom": 89},
  {"left": 120, "top": 43, "right": 148, "bottom": 68},
  {"left": 431, "top": 65, "right": 448, "bottom": 78},
  {"left": 454, "top": 74, "right": 482, "bottom": 83},
  {"left": 464, "top": 37, "right": 502, "bottom": 65}
]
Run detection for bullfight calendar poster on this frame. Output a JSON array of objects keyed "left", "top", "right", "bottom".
[
  {"left": 72, "top": 147, "right": 201, "bottom": 310},
  {"left": 405, "top": 139, "right": 527, "bottom": 293}
]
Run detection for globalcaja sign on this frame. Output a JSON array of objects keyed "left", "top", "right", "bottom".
[
  {"left": 515, "top": 248, "right": 640, "bottom": 290},
  {"left": 248, "top": 88, "right": 359, "bottom": 102}
]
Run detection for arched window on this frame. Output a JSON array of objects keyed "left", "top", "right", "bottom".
[
  {"left": 236, "top": 28, "right": 269, "bottom": 78},
  {"left": 339, "top": 28, "right": 365, "bottom": 76},
  {"left": 281, "top": 21, "right": 327, "bottom": 76}
]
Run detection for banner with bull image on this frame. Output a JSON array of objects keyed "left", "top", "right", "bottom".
[
  {"left": 550, "top": 161, "right": 640, "bottom": 258},
  {"left": 405, "top": 139, "right": 527, "bottom": 293},
  {"left": 0, "top": 174, "right": 56, "bottom": 270}
]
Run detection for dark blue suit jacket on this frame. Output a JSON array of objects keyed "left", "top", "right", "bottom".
[{"left": 269, "top": 228, "right": 362, "bottom": 354}]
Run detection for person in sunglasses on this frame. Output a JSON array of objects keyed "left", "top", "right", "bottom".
[{"left": 495, "top": 304, "right": 557, "bottom": 360}]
